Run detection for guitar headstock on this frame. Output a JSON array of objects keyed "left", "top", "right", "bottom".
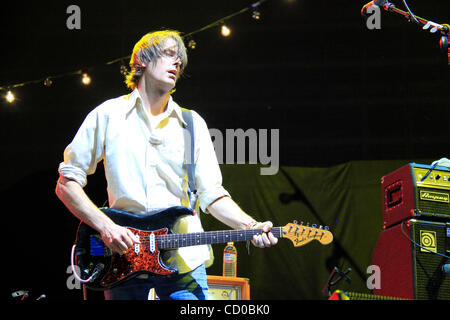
[{"left": 282, "top": 221, "right": 333, "bottom": 247}]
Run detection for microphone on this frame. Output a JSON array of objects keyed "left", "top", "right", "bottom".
[{"left": 361, "top": 0, "right": 386, "bottom": 17}]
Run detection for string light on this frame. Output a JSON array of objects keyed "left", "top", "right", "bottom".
[
  {"left": 252, "top": 9, "right": 261, "bottom": 20},
  {"left": 44, "top": 78, "right": 53, "bottom": 87},
  {"left": 221, "top": 24, "right": 231, "bottom": 37},
  {"left": 81, "top": 73, "right": 91, "bottom": 85},
  {"left": 120, "top": 64, "right": 128, "bottom": 76},
  {"left": 5, "top": 90, "right": 15, "bottom": 103},
  {"left": 0, "top": 0, "right": 271, "bottom": 96},
  {"left": 188, "top": 39, "right": 197, "bottom": 50}
]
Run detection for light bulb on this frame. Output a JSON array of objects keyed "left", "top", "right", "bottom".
[
  {"left": 188, "top": 39, "right": 197, "bottom": 49},
  {"left": 252, "top": 10, "right": 261, "bottom": 20},
  {"left": 81, "top": 73, "right": 91, "bottom": 85},
  {"left": 221, "top": 25, "right": 231, "bottom": 37},
  {"left": 5, "top": 90, "right": 15, "bottom": 103},
  {"left": 44, "top": 78, "right": 53, "bottom": 87}
]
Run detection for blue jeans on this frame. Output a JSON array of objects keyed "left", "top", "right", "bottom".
[{"left": 104, "top": 264, "right": 210, "bottom": 300}]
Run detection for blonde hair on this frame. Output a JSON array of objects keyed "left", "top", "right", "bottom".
[{"left": 125, "top": 30, "right": 188, "bottom": 90}]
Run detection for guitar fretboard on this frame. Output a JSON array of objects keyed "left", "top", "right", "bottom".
[{"left": 157, "top": 227, "right": 283, "bottom": 249}]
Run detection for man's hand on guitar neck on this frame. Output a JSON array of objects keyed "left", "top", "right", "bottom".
[
  {"left": 250, "top": 221, "right": 278, "bottom": 248},
  {"left": 207, "top": 196, "right": 278, "bottom": 248}
]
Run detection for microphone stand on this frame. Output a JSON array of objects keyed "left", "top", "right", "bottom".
[{"left": 367, "top": 1, "right": 450, "bottom": 65}]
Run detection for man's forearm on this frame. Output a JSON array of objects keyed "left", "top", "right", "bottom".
[
  {"left": 207, "top": 196, "right": 278, "bottom": 248},
  {"left": 207, "top": 196, "right": 256, "bottom": 230},
  {"left": 55, "top": 176, "right": 138, "bottom": 254},
  {"left": 55, "top": 176, "right": 114, "bottom": 233}
]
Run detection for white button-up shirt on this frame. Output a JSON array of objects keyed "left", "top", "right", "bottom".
[{"left": 59, "top": 89, "right": 229, "bottom": 272}]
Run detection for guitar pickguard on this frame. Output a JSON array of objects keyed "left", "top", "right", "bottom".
[
  {"left": 100, "top": 227, "right": 174, "bottom": 288},
  {"left": 74, "top": 206, "right": 193, "bottom": 290}
]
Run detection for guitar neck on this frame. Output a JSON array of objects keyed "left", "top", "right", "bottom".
[{"left": 158, "top": 227, "right": 283, "bottom": 249}]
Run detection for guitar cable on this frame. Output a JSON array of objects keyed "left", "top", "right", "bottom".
[{"left": 70, "top": 244, "right": 103, "bottom": 283}]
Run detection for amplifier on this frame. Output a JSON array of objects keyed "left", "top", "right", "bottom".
[
  {"left": 206, "top": 275, "right": 250, "bottom": 300},
  {"left": 381, "top": 163, "right": 450, "bottom": 229},
  {"left": 372, "top": 219, "right": 450, "bottom": 300},
  {"left": 148, "top": 275, "right": 250, "bottom": 300}
]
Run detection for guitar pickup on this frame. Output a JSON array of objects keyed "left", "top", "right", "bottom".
[
  {"left": 149, "top": 232, "right": 156, "bottom": 253},
  {"left": 134, "top": 234, "right": 140, "bottom": 255}
]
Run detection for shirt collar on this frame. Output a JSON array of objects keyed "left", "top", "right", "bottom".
[{"left": 125, "top": 89, "right": 187, "bottom": 127}]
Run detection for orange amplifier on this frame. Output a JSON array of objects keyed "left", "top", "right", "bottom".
[
  {"left": 381, "top": 163, "right": 450, "bottom": 229},
  {"left": 207, "top": 276, "right": 250, "bottom": 300},
  {"left": 148, "top": 276, "right": 250, "bottom": 300}
]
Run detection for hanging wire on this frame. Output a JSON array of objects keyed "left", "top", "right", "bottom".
[{"left": 0, "top": 0, "right": 270, "bottom": 92}]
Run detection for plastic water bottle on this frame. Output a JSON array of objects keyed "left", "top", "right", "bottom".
[{"left": 223, "top": 242, "right": 237, "bottom": 277}]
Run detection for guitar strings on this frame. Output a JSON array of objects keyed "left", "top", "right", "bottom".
[
  {"left": 129, "top": 227, "right": 327, "bottom": 246},
  {"left": 131, "top": 228, "right": 284, "bottom": 245},
  {"left": 131, "top": 227, "right": 329, "bottom": 242}
]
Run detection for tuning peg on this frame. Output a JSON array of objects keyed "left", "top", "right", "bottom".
[
  {"left": 293, "top": 220, "right": 298, "bottom": 225},
  {"left": 312, "top": 224, "right": 317, "bottom": 228},
  {"left": 319, "top": 225, "right": 323, "bottom": 229},
  {"left": 325, "top": 226, "right": 329, "bottom": 231}
]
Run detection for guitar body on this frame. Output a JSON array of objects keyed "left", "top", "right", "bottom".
[{"left": 74, "top": 206, "right": 194, "bottom": 290}]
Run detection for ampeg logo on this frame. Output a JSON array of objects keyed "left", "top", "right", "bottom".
[
  {"left": 419, "top": 190, "right": 449, "bottom": 203},
  {"left": 420, "top": 230, "right": 437, "bottom": 253}
]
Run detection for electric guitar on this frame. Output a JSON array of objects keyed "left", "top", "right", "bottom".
[{"left": 73, "top": 206, "right": 333, "bottom": 290}]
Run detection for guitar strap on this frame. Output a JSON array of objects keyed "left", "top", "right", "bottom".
[{"left": 181, "top": 108, "right": 198, "bottom": 211}]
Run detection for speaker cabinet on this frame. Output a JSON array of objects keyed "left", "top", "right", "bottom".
[{"left": 372, "top": 219, "right": 449, "bottom": 299}]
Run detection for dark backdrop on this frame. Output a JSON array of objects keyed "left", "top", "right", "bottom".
[{"left": 1, "top": 0, "right": 448, "bottom": 301}]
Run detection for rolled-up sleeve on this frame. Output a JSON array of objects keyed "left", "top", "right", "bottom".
[
  {"left": 58, "top": 107, "right": 106, "bottom": 187},
  {"left": 192, "top": 111, "right": 230, "bottom": 212}
]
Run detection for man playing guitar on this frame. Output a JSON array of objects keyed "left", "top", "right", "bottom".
[{"left": 55, "top": 30, "right": 278, "bottom": 300}]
